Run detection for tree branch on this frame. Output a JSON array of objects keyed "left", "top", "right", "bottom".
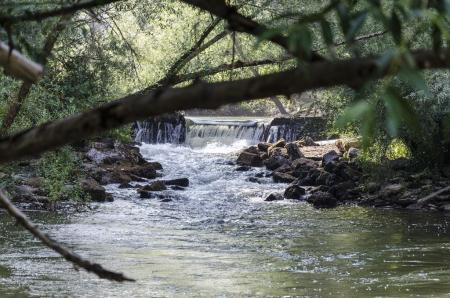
[
  {"left": 0, "top": 48, "right": 448, "bottom": 164},
  {"left": 180, "top": 0, "right": 324, "bottom": 61},
  {"left": 0, "top": 41, "right": 43, "bottom": 82},
  {"left": 0, "top": 0, "right": 123, "bottom": 24},
  {"left": 0, "top": 189, "right": 134, "bottom": 282}
]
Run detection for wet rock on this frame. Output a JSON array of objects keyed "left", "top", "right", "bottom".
[
  {"left": 118, "top": 182, "right": 134, "bottom": 189},
  {"left": 235, "top": 166, "right": 251, "bottom": 172},
  {"left": 160, "top": 198, "right": 172, "bottom": 202},
  {"left": 315, "top": 171, "right": 336, "bottom": 186},
  {"left": 237, "top": 151, "right": 263, "bottom": 167},
  {"left": 322, "top": 150, "right": 340, "bottom": 167},
  {"left": 163, "top": 178, "right": 190, "bottom": 187},
  {"left": 292, "top": 158, "right": 318, "bottom": 170},
  {"left": 247, "top": 177, "right": 262, "bottom": 183},
  {"left": 244, "top": 146, "right": 259, "bottom": 155},
  {"left": 257, "top": 142, "right": 271, "bottom": 152},
  {"left": 265, "top": 155, "right": 290, "bottom": 171},
  {"left": 347, "top": 147, "right": 360, "bottom": 159},
  {"left": 285, "top": 143, "right": 304, "bottom": 160},
  {"left": 273, "top": 172, "right": 296, "bottom": 183},
  {"left": 265, "top": 193, "right": 284, "bottom": 201},
  {"left": 141, "top": 181, "right": 167, "bottom": 191},
  {"left": 170, "top": 185, "right": 185, "bottom": 190},
  {"left": 299, "top": 168, "right": 322, "bottom": 186},
  {"left": 306, "top": 191, "right": 337, "bottom": 208},
  {"left": 274, "top": 163, "right": 293, "bottom": 173},
  {"left": 81, "top": 178, "right": 112, "bottom": 202},
  {"left": 284, "top": 185, "right": 306, "bottom": 200},
  {"left": 99, "top": 171, "right": 132, "bottom": 185},
  {"left": 121, "top": 164, "right": 160, "bottom": 179},
  {"left": 328, "top": 181, "right": 357, "bottom": 201}
]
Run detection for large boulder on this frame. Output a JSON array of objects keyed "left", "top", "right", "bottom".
[
  {"left": 273, "top": 172, "right": 296, "bottom": 183},
  {"left": 284, "top": 185, "right": 306, "bottom": 200},
  {"left": 285, "top": 143, "right": 304, "bottom": 160},
  {"left": 265, "top": 193, "right": 284, "bottom": 201},
  {"left": 306, "top": 191, "right": 337, "bottom": 208},
  {"left": 265, "top": 155, "right": 290, "bottom": 171},
  {"left": 257, "top": 142, "right": 271, "bottom": 152},
  {"left": 268, "top": 146, "right": 289, "bottom": 158},
  {"left": 141, "top": 181, "right": 167, "bottom": 191},
  {"left": 81, "top": 178, "right": 113, "bottom": 202},
  {"left": 322, "top": 150, "right": 340, "bottom": 167},
  {"left": 237, "top": 151, "right": 263, "bottom": 167}
]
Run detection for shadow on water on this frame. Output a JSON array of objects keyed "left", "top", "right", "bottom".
[{"left": 1, "top": 143, "right": 450, "bottom": 297}]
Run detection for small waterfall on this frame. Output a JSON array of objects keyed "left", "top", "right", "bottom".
[
  {"left": 134, "top": 115, "right": 327, "bottom": 146},
  {"left": 134, "top": 113, "right": 186, "bottom": 144},
  {"left": 185, "top": 118, "right": 267, "bottom": 147}
]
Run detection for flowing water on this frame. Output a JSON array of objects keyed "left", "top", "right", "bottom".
[{"left": 2, "top": 140, "right": 450, "bottom": 297}]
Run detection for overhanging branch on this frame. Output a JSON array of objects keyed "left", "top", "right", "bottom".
[{"left": 0, "top": 48, "right": 447, "bottom": 164}]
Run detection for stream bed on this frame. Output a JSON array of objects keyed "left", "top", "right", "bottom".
[{"left": 2, "top": 142, "right": 450, "bottom": 297}]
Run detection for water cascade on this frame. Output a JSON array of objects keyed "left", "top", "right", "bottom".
[{"left": 134, "top": 114, "right": 327, "bottom": 146}]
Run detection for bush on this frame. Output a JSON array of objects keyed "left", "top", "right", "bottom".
[{"left": 38, "top": 147, "right": 87, "bottom": 203}]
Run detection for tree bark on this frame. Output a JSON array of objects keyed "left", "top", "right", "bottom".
[{"left": 0, "top": 48, "right": 447, "bottom": 164}]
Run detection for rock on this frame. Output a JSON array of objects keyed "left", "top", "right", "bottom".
[
  {"left": 244, "top": 146, "right": 259, "bottom": 154},
  {"left": 365, "top": 182, "right": 380, "bottom": 193},
  {"left": 265, "top": 193, "right": 284, "bottom": 202},
  {"left": 336, "top": 138, "right": 361, "bottom": 153},
  {"left": 381, "top": 183, "right": 405, "bottom": 199},
  {"left": 298, "top": 168, "right": 322, "bottom": 186},
  {"left": 328, "top": 181, "right": 357, "bottom": 201},
  {"left": 122, "top": 164, "right": 160, "bottom": 179},
  {"left": 237, "top": 151, "right": 263, "bottom": 167},
  {"left": 118, "top": 182, "right": 134, "bottom": 189},
  {"left": 99, "top": 171, "right": 132, "bottom": 185},
  {"left": 439, "top": 204, "right": 450, "bottom": 212},
  {"left": 23, "top": 177, "right": 44, "bottom": 188},
  {"left": 170, "top": 185, "right": 185, "bottom": 190},
  {"left": 268, "top": 147, "right": 288, "bottom": 158},
  {"left": 347, "top": 147, "right": 360, "bottom": 159},
  {"left": 257, "top": 142, "right": 271, "bottom": 152},
  {"left": 284, "top": 185, "right": 306, "bottom": 200},
  {"left": 160, "top": 198, "right": 172, "bottom": 202},
  {"left": 265, "top": 155, "right": 290, "bottom": 171},
  {"left": 247, "top": 177, "right": 262, "bottom": 183},
  {"left": 306, "top": 191, "right": 337, "bottom": 208},
  {"left": 235, "top": 166, "right": 251, "bottom": 172},
  {"left": 147, "top": 161, "right": 163, "bottom": 170},
  {"left": 272, "top": 139, "right": 286, "bottom": 148},
  {"left": 141, "top": 181, "right": 167, "bottom": 191},
  {"left": 388, "top": 158, "right": 410, "bottom": 171},
  {"left": 273, "top": 172, "right": 296, "bottom": 183},
  {"left": 322, "top": 150, "right": 340, "bottom": 167},
  {"left": 80, "top": 178, "right": 111, "bottom": 202},
  {"left": 163, "top": 178, "right": 189, "bottom": 187},
  {"left": 315, "top": 171, "right": 335, "bottom": 186},
  {"left": 274, "top": 163, "right": 293, "bottom": 173},
  {"left": 285, "top": 143, "right": 304, "bottom": 160},
  {"left": 292, "top": 158, "right": 318, "bottom": 170}
]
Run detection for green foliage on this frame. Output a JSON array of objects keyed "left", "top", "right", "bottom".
[{"left": 38, "top": 147, "right": 87, "bottom": 203}]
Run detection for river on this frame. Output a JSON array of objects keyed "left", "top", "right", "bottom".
[{"left": 1, "top": 141, "right": 450, "bottom": 297}]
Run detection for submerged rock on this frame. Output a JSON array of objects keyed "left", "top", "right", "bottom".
[
  {"left": 265, "top": 193, "right": 284, "bottom": 201},
  {"left": 163, "top": 178, "right": 190, "bottom": 187},
  {"left": 141, "top": 181, "right": 167, "bottom": 192},
  {"left": 284, "top": 185, "right": 306, "bottom": 200}
]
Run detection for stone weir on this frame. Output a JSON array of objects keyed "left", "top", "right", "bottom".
[{"left": 133, "top": 113, "right": 327, "bottom": 146}]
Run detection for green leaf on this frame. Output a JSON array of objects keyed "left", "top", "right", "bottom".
[
  {"left": 320, "top": 19, "right": 334, "bottom": 46},
  {"left": 383, "top": 86, "right": 420, "bottom": 137},
  {"left": 390, "top": 11, "right": 402, "bottom": 44},
  {"left": 346, "top": 11, "right": 368, "bottom": 42},
  {"left": 397, "top": 67, "right": 430, "bottom": 95},
  {"left": 335, "top": 100, "right": 372, "bottom": 128}
]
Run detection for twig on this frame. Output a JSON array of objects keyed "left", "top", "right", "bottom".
[
  {"left": 417, "top": 185, "right": 450, "bottom": 206},
  {"left": 0, "top": 189, "right": 135, "bottom": 282}
]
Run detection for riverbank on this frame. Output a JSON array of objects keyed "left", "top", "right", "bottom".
[{"left": 237, "top": 139, "right": 450, "bottom": 211}]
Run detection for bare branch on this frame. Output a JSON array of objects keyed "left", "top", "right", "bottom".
[
  {"left": 0, "top": 189, "right": 134, "bottom": 282},
  {"left": 0, "top": 48, "right": 448, "bottom": 164}
]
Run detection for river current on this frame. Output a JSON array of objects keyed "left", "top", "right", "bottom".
[{"left": 2, "top": 142, "right": 450, "bottom": 297}]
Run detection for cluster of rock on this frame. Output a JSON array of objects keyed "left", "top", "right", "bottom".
[
  {"left": 237, "top": 138, "right": 363, "bottom": 208},
  {"left": 237, "top": 138, "right": 450, "bottom": 211},
  {"left": 5, "top": 139, "right": 189, "bottom": 209}
]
